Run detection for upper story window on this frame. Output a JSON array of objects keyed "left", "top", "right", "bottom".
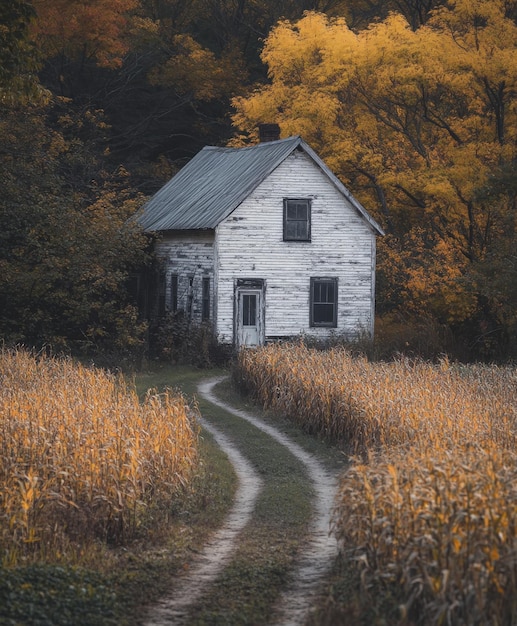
[{"left": 283, "top": 198, "right": 311, "bottom": 242}]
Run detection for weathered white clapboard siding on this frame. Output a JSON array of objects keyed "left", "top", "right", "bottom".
[
  {"left": 139, "top": 135, "right": 383, "bottom": 346},
  {"left": 215, "top": 150, "right": 376, "bottom": 341},
  {"left": 155, "top": 231, "right": 215, "bottom": 324}
]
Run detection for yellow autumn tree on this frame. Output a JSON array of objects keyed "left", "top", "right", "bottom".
[{"left": 232, "top": 4, "right": 517, "bottom": 355}]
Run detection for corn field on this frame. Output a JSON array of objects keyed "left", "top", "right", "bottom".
[
  {"left": 235, "top": 343, "right": 517, "bottom": 624},
  {"left": 0, "top": 349, "right": 199, "bottom": 565}
]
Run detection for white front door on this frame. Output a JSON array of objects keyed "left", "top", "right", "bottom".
[{"left": 237, "top": 288, "right": 263, "bottom": 347}]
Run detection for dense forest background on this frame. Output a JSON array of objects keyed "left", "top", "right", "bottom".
[{"left": 1, "top": 0, "right": 516, "bottom": 362}]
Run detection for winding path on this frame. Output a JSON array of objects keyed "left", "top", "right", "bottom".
[{"left": 144, "top": 376, "right": 339, "bottom": 626}]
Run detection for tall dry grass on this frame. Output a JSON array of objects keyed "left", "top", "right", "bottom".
[
  {"left": 234, "top": 343, "right": 517, "bottom": 624},
  {"left": 0, "top": 348, "right": 198, "bottom": 565},
  {"left": 337, "top": 445, "right": 517, "bottom": 624},
  {"left": 235, "top": 344, "right": 517, "bottom": 452}
]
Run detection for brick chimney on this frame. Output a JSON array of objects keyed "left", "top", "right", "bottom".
[{"left": 258, "top": 123, "right": 281, "bottom": 142}]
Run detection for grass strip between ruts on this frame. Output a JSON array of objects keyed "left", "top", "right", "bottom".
[{"left": 182, "top": 382, "right": 314, "bottom": 624}]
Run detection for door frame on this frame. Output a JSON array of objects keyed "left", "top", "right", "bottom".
[{"left": 234, "top": 278, "right": 265, "bottom": 348}]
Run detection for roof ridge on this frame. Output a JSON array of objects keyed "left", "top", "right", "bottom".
[{"left": 203, "top": 136, "right": 301, "bottom": 153}]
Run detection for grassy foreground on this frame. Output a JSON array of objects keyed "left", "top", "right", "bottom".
[
  {"left": 0, "top": 357, "right": 345, "bottom": 625},
  {"left": 0, "top": 357, "right": 237, "bottom": 625}
]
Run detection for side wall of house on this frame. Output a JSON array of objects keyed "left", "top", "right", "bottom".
[
  {"left": 215, "top": 149, "right": 376, "bottom": 343},
  {"left": 154, "top": 231, "right": 215, "bottom": 324}
]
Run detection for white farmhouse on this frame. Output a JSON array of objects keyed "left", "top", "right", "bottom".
[{"left": 138, "top": 128, "right": 384, "bottom": 348}]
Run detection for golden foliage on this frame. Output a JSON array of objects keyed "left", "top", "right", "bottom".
[
  {"left": 31, "top": 0, "right": 137, "bottom": 68},
  {"left": 235, "top": 343, "right": 516, "bottom": 452},
  {"left": 336, "top": 445, "right": 517, "bottom": 623},
  {"left": 232, "top": 3, "right": 517, "bottom": 325}
]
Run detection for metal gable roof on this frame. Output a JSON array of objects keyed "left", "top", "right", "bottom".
[
  {"left": 138, "top": 136, "right": 302, "bottom": 232},
  {"left": 137, "top": 135, "right": 384, "bottom": 235}
]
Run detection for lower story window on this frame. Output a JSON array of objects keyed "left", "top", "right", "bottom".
[
  {"left": 310, "top": 277, "right": 338, "bottom": 327},
  {"left": 202, "top": 277, "right": 210, "bottom": 321},
  {"left": 170, "top": 274, "right": 178, "bottom": 312},
  {"left": 157, "top": 271, "right": 166, "bottom": 317}
]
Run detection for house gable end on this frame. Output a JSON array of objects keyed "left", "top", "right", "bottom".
[
  {"left": 215, "top": 148, "right": 379, "bottom": 342},
  {"left": 297, "top": 141, "right": 385, "bottom": 236}
]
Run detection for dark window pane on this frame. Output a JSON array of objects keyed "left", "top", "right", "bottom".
[
  {"left": 285, "top": 220, "right": 308, "bottom": 240},
  {"left": 243, "top": 294, "right": 257, "bottom": 326},
  {"left": 287, "top": 202, "right": 308, "bottom": 220},
  {"left": 314, "top": 281, "right": 334, "bottom": 304},
  {"left": 313, "top": 303, "right": 334, "bottom": 324},
  {"left": 170, "top": 275, "right": 178, "bottom": 312},
  {"left": 157, "top": 272, "right": 166, "bottom": 317},
  {"left": 284, "top": 199, "right": 310, "bottom": 241},
  {"left": 310, "top": 278, "right": 337, "bottom": 327},
  {"left": 202, "top": 277, "right": 210, "bottom": 320}
]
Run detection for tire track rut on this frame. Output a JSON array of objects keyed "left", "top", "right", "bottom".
[{"left": 144, "top": 376, "right": 338, "bottom": 626}]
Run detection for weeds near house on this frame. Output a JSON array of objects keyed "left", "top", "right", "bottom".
[
  {"left": 235, "top": 343, "right": 517, "bottom": 624},
  {"left": 0, "top": 348, "right": 199, "bottom": 565}
]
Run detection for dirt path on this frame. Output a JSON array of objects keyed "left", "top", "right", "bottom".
[
  {"left": 144, "top": 376, "right": 339, "bottom": 626},
  {"left": 143, "top": 401, "right": 263, "bottom": 625}
]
